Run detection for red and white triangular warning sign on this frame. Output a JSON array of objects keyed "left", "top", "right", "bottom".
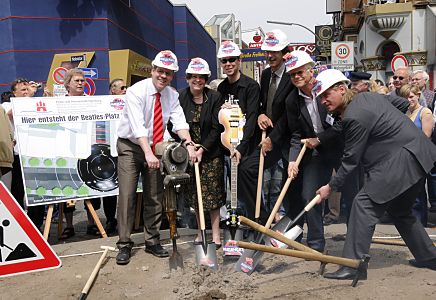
[{"left": 0, "top": 182, "right": 61, "bottom": 277}]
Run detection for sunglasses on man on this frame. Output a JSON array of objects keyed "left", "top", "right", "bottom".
[
  {"left": 220, "top": 57, "right": 239, "bottom": 64},
  {"left": 393, "top": 76, "right": 405, "bottom": 81}
]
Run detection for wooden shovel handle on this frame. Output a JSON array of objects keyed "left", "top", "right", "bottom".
[
  {"left": 265, "top": 143, "right": 307, "bottom": 228},
  {"left": 194, "top": 162, "right": 206, "bottom": 231},
  {"left": 237, "top": 241, "right": 360, "bottom": 269},
  {"left": 255, "top": 131, "right": 267, "bottom": 220},
  {"left": 239, "top": 215, "right": 318, "bottom": 254},
  {"left": 305, "top": 195, "right": 321, "bottom": 212}
]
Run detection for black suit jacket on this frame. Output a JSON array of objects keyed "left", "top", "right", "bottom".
[
  {"left": 330, "top": 92, "right": 436, "bottom": 204},
  {"left": 260, "top": 67, "right": 294, "bottom": 159},
  {"left": 218, "top": 73, "right": 260, "bottom": 156},
  {"left": 288, "top": 92, "right": 342, "bottom": 165},
  {"left": 169, "top": 87, "right": 224, "bottom": 160}
]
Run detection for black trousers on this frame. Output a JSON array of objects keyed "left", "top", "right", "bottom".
[
  {"left": 343, "top": 178, "right": 436, "bottom": 261},
  {"left": 237, "top": 146, "right": 287, "bottom": 224}
]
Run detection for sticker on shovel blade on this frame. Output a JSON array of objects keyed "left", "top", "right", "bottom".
[
  {"left": 270, "top": 225, "right": 303, "bottom": 248},
  {"left": 223, "top": 240, "right": 244, "bottom": 256},
  {"left": 199, "top": 257, "right": 217, "bottom": 268},
  {"left": 240, "top": 257, "right": 254, "bottom": 273}
]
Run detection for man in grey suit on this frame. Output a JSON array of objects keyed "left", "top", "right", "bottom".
[{"left": 315, "top": 69, "right": 436, "bottom": 280}]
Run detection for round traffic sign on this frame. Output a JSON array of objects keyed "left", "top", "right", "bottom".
[
  {"left": 52, "top": 67, "right": 68, "bottom": 85},
  {"left": 391, "top": 55, "right": 408, "bottom": 73},
  {"left": 335, "top": 43, "right": 351, "bottom": 59},
  {"left": 84, "top": 78, "right": 96, "bottom": 96}
]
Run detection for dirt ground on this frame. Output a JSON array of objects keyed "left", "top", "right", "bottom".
[{"left": 1, "top": 218, "right": 436, "bottom": 300}]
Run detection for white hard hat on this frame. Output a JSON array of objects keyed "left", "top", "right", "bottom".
[
  {"left": 185, "top": 57, "right": 211, "bottom": 75},
  {"left": 261, "top": 29, "right": 289, "bottom": 51},
  {"left": 314, "top": 69, "right": 350, "bottom": 97},
  {"left": 283, "top": 50, "right": 315, "bottom": 73},
  {"left": 217, "top": 41, "right": 241, "bottom": 59},
  {"left": 152, "top": 50, "right": 179, "bottom": 72}
]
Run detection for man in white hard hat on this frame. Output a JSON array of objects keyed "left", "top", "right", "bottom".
[
  {"left": 216, "top": 41, "right": 261, "bottom": 219},
  {"left": 116, "top": 50, "right": 197, "bottom": 265},
  {"left": 315, "top": 69, "right": 436, "bottom": 280},
  {"left": 265, "top": 51, "right": 342, "bottom": 252},
  {"left": 238, "top": 30, "right": 294, "bottom": 223}
]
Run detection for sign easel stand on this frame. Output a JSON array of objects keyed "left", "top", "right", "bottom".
[
  {"left": 84, "top": 200, "right": 107, "bottom": 238},
  {"left": 43, "top": 205, "right": 54, "bottom": 240}
]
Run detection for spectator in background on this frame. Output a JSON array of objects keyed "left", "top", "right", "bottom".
[
  {"left": 348, "top": 71, "right": 371, "bottom": 93},
  {"left": 411, "top": 70, "right": 435, "bottom": 110},
  {"left": 400, "top": 84, "right": 433, "bottom": 227},
  {"left": 0, "top": 105, "right": 13, "bottom": 180},
  {"left": 60, "top": 69, "right": 102, "bottom": 239},
  {"left": 391, "top": 67, "right": 426, "bottom": 106},
  {"left": 387, "top": 76, "right": 395, "bottom": 92},
  {"left": 100, "top": 78, "right": 128, "bottom": 235}
]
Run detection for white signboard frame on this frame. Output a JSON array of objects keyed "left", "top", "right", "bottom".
[
  {"left": 12, "top": 95, "right": 126, "bottom": 206},
  {"left": 331, "top": 41, "right": 354, "bottom": 71}
]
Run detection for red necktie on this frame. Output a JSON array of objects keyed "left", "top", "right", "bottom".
[{"left": 152, "top": 92, "right": 163, "bottom": 152}]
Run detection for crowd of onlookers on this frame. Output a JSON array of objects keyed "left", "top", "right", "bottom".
[
  {"left": 1, "top": 54, "right": 435, "bottom": 251},
  {"left": 0, "top": 74, "right": 127, "bottom": 239}
]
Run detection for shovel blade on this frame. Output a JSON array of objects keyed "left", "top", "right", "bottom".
[
  {"left": 195, "top": 243, "right": 218, "bottom": 270},
  {"left": 169, "top": 251, "right": 184, "bottom": 270},
  {"left": 263, "top": 216, "right": 293, "bottom": 246},
  {"left": 234, "top": 247, "right": 264, "bottom": 275},
  {"left": 223, "top": 228, "right": 244, "bottom": 257}
]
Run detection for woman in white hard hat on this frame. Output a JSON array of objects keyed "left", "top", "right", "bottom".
[
  {"left": 315, "top": 69, "right": 436, "bottom": 280},
  {"left": 170, "top": 57, "right": 226, "bottom": 248}
]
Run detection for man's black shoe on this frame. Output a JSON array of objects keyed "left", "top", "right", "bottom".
[
  {"left": 105, "top": 219, "right": 118, "bottom": 235},
  {"left": 409, "top": 258, "right": 436, "bottom": 270},
  {"left": 116, "top": 247, "right": 131, "bottom": 265},
  {"left": 323, "top": 266, "right": 367, "bottom": 280},
  {"left": 332, "top": 234, "right": 346, "bottom": 241},
  {"left": 145, "top": 244, "right": 169, "bottom": 258}
]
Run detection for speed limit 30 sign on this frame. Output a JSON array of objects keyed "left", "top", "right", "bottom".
[{"left": 331, "top": 41, "right": 354, "bottom": 71}]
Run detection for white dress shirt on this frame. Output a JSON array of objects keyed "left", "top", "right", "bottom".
[
  {"left": 117, "top": 78, "right": 189, "bottom": 145},
  {"left": 298, "top": 88, "right": 324, "bottom": 134}
]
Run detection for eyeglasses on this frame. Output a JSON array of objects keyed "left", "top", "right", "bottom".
[
  {"left": 290, "top": 69, "right": 307, "bottom": 78},
  {"left": 393, "top": 76, "right": 405, "bottom": 81},
  {"left": 73, "top": 79, "right": 86, "bottom": 83},
  {"left": 121, "top": 86, "right": 127, "bottom": 90},
  {"left": 220, "top": 57, "right": 238, "bottom": 64}
]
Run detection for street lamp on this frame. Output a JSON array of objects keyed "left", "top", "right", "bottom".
[{"left": 266, "top": 20, "right": 328, "bottom": 62}]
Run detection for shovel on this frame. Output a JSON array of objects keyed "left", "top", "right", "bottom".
[
  {"left": 194, "top": 162, "right": 218, "bottom": 269},
  {"left": 254, "top": 131, "right": 266, "bottom": 225},
  {"left": 234, "top": 143, "right": 307, "bottom": 274}
]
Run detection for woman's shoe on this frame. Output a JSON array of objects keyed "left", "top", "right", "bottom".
[{"left": 59, "top": 227, "right": 75, "bottom": 240}]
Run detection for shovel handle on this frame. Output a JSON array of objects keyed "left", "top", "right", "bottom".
[
  {"left": 305, "top": 195, "right": 321, "bottom": 212},
  {"left": 255, "top": 131, "right": 267, "bottom": 220},
  {"left": 265, "top": 144, "right": 307, "bottom": 228},
  {"left": 194, "top": 162, "right": 206, "bottom": 231},
  {"left": 80, "top": 248, "right": 110, "bottom": 296},
  {"left": 237, "top": 241, "right": 360, "bottom": 269}
]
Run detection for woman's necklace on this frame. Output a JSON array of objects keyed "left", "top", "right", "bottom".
[{"left": 193, "top": 94, "right": 203, "bottom": 104}]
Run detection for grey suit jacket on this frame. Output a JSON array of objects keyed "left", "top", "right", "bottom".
[{"left": 330, "top": 92, "right": 436, "bottom": 204}]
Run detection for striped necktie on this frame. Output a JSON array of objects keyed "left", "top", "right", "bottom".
[{"left": 152, "top": 92, "right": 163, "bottom": 152}]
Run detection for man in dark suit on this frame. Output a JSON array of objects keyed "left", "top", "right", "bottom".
[
  {"left": 268, "top": 51, "right": 342, "bottom": 252},
  {"left": 316, "top": 69, "right": 436, "bottom": 280},
  {"left": 238, "top": 29, "right": 294, "bottom": 222}
]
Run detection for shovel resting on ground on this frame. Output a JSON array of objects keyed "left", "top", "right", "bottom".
[
  {"left": 234, "top": 143, "right": 307, "bottom": 274},
  {"left": 194, "top": 162, "right": 218, "bottom": 269}
]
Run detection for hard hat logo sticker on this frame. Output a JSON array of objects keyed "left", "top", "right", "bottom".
[
  {"left": 190, "top": 59, "right": 205, "bottom": 71},
  {"left": 286, "top": 56, "right": 298, "bottom": 68},
  {"left": 160, "top": 52, "right": 175, "bottom": 66},
  {"left": 221, "top": 41, "right": 236, "bottom": 54},
  {"left": 265, "top": 32, "right": 279, "bottom": 46}
]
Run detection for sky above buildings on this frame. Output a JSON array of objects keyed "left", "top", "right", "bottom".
[{"left": 170, "top": 0, "right": 333, "bottom": 43}]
